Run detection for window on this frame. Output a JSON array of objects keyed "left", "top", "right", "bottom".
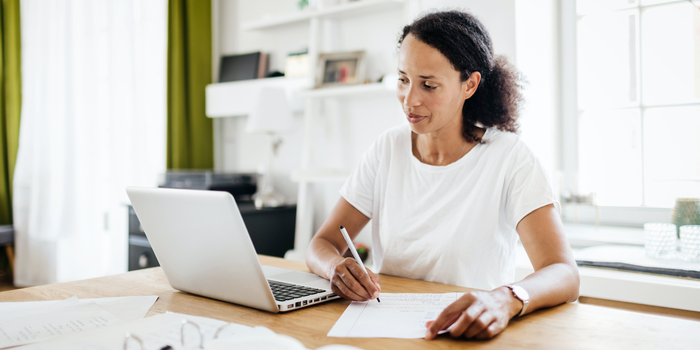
[{"left": 571, "top": 0, "right": 700, "bottom": 211}]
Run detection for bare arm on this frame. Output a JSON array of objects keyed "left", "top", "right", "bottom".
[
  {"left": 510, "top": 203, "right": 580, "bottom": 309},
  {"left": 426, "top": 204, "right": 580, "bottom": 339},
  {"left": 306, "top": 197, "right": 381, "bottom": 301}
]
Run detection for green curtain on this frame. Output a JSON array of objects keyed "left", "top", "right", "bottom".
[
  {"left": 167, "top": 0, "right": 213, "bottom": 169},
  {"left": 0, "top": 0, "right": 21, "bottom": 226}
]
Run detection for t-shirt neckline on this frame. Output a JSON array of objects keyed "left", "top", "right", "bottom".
[{"left": 407, "top": 125, "right": 492, "bottom": 172}]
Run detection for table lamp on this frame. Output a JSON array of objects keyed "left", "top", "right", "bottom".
[{"left": 246, "top": 87, "right": 293, "bottom": 209}]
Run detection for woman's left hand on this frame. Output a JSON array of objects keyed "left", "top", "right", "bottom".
[{"left": 424, "top": 287, "right": 521, "bottom": 340}]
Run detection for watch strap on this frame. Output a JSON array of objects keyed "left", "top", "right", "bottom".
[{"left": 505, "top": 284, "right": 529, "bottom": 318}]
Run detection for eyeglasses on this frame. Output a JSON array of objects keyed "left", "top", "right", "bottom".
[{"left": 123, "top": 319, "right": 240, "bottom": 350}]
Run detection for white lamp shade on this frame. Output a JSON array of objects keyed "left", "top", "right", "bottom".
[{"left": 245, "top": 87, "right": 294, "bottom": 133}]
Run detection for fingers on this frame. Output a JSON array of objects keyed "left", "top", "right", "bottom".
[
  {"left": 340, "top": 262, "right": 373, "bottom": 299},
  {"left": 331, "top": 258, "right": 379, "bottom": 301},
  {"left": 330, "top": 275, "right": 366, "bottom": 301},
  {"left": 448, "top": 304, "right": 486, "bottom": 338},
  {"left": 474, "top": 318, "right": 507, "bottom": 340},
  {"left": 425, "top": 291, "right": 509, "bottom": 340},
  {"left": 367, "top": 269, "right": 382, "bottom": 292},
  {"left": 463, "top": 312, "right": 496, "bottom": 338},
  {"left": 425, "top": 294, "right": 475, "bottom": 340},
  {"left": 348, "top": 263, "right": 379, "bottom": 299}
]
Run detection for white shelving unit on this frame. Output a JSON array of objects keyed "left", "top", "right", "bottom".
[
  {"left": 206, "top": 77, "right": 311, "bottom": 117},
  {"left": 241, "top": 0, "right": 404, "bottom": 31},
  {"left": 207, "top": 0, "right": 412, "bottom": 261},
  {"left": 205, "top": 79, "right": 394, "bottom": 118},
  {"left": 299, "top": 82, "right": 395, "bottom": 98},
  {"left": 280, "top": 1, "right": 409, "bottom": 261}
]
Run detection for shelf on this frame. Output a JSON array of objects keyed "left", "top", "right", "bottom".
[
  {"left": 205, "top": 79, "right": 396, "bottom": 118},
  {"left": 242, "top": 0, "right": 404, "bottom": 31},
  {"left": 291, "top": 169, "right": 350, "bottom": 182},
  {"left": 205, "top": 77, "right": 312, "bottom": 118},
  {"left": 299, "top": 82, "right": 396, "bottom": 98}
]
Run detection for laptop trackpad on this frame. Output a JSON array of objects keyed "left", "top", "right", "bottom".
[{"left": 271, "top": 272, "right": 331, "bottom": 290}]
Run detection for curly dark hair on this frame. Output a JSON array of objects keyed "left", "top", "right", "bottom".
[{"left": 399, "top": 10, "right": 523, "bottom": 143}]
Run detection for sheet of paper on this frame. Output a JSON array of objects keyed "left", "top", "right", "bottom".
[
  {"left": 0, "top": 296, "right": 80, "bottom": 321},
  {"left": 327, "top": 293, "right": 464, "bottom": 339},
  {"left": 0, "top": 300, "right": 122, "bottom": 348},
  {"left": 90, "top": 296, "right": 158, "bottom": 322},
  {"left": 21, "top": 312, "right": 279, "bottom": 350},
  {"left": 0, "top": 296, "right": 157, "bottom": 324},
  {"left": 0, "top": 295, "right": 157, "bottom": 348}
]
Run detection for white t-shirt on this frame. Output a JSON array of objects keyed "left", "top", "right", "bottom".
[{"left": 340, "top": 125, "right": 559, "bottom": 290}]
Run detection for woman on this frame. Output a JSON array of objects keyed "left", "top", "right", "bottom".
[{"left": 306, "top": 10, "right": 580, "bottom": 340}]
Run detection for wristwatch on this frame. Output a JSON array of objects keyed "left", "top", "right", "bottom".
[{"left": 505, "top": 284, "right": 530, "bottom": 318}]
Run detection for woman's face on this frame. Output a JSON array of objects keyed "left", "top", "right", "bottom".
[{"left": 396, "top": 34, "right": 479, "bottom": 136}]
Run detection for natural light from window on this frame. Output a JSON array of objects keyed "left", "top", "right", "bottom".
[{"left": 576, "top": 0, "right": 700, "bottom": 208}]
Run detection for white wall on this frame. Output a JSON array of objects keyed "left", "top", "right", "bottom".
[
  {"left": 214, "top": 0, "right": 520, "bottom": 245},
  {"left": 428, "top": 0, "right": 516, "bottom": 62},
  {"left": 514, "top": 0, "right": 561, "bottom": 194}
]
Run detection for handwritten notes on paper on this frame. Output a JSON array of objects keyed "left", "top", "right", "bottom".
[
  {"left": 327, "top": 293, "right": 464, "bottom": 339},
  {"left": 0, "top": 295, "right": 158, "bottom": 349},
  {"left": 23, "top": 312, "right": 365, "bottom": 350},
  {"left": 22, "top": 312, "right": 279, "bottom": 350},
  {"left": 0, "top": 299, "right": 120, "bottom": 348}
]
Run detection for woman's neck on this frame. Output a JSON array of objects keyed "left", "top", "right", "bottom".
[{"left": 412, "top": 123, "right": 484, "bottom": 166}]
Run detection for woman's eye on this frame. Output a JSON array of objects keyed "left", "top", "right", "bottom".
[
  {"left": 423, "top": 84, "right": 436, "bottom": 90},
  {"left": 398, "top": 78, "right": 407, "bottom": 83}
]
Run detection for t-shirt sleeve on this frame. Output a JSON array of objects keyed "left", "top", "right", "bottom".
[
  {"left": 505, "top": 155, "right": 561, "bottom": 228},
  {"left": 339, "top": 139, "right": 381, "bottom": 219}
]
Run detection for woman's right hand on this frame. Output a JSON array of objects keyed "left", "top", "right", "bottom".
[{"left": 329, "top": 257, "right": 381, "bottom": 301}]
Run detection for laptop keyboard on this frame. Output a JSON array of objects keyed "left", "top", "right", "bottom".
[{"left": 268, "top": 280, "right": 326, "bottom": 302}]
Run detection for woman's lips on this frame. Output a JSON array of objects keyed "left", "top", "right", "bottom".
[{"left": 407, "top": 113, "right": 426, "bottom": 124}]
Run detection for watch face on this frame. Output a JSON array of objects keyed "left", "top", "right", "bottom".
[{"left": 511, "top": 285, "right": 529, "bottom": 302}]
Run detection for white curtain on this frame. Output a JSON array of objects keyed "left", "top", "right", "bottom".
[{"left": 13, "top": 0, "right": 167, "bottom": 286}]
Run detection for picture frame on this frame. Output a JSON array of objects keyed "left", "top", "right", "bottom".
[{"left": 315, "top": 50, "right": 366, "bottom": 88}]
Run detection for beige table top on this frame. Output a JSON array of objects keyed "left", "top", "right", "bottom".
[{"left": 1, "top": 255, "right": 699, "bottom": 349}]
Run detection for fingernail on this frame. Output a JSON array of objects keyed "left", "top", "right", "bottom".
[
  {"left": 425, "top": 330, "right": 432, "bottom": 339},
  {"left": 374, "top": 291, "right": 379, "bottom": 298}
]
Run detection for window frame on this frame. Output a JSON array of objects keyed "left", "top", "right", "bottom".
[{"left": 557, "top": 0, "right": 700, "bottom": 226}]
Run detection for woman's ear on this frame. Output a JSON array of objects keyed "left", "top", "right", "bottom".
[{"left": 462, "top": 71, "right": 481, "bottom": 100}]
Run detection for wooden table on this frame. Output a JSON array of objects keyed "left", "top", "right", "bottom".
[{"left": 2, "top": 256, "right": 699, "bottom": 349}]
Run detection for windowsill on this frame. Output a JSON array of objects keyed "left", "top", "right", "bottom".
[
  {"left": 515, "top": 223, "right": 700, "bottom": 313},
  {"left": 563, "top": 223, "right": 644, "bottom": 248}
]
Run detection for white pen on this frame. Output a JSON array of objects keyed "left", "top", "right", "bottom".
[{"left": 339, "top": 225, "right": 380, "bottom": 303}]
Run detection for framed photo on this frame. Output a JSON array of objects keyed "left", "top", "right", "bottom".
[{"left": 315, "top": 51, "right": 366, "bottom": 88}]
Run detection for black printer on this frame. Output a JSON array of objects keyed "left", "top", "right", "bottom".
[{"left": 158, "top": 170, "right": 257, "bottom": 202}]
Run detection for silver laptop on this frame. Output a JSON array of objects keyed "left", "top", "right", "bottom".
[{"left": 126, "top": 186, "right": 339, "bottom": 313}]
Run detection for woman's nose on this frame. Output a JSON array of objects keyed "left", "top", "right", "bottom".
[{"left": 402, "top": 85, "right": 421, "bottom": 107}]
